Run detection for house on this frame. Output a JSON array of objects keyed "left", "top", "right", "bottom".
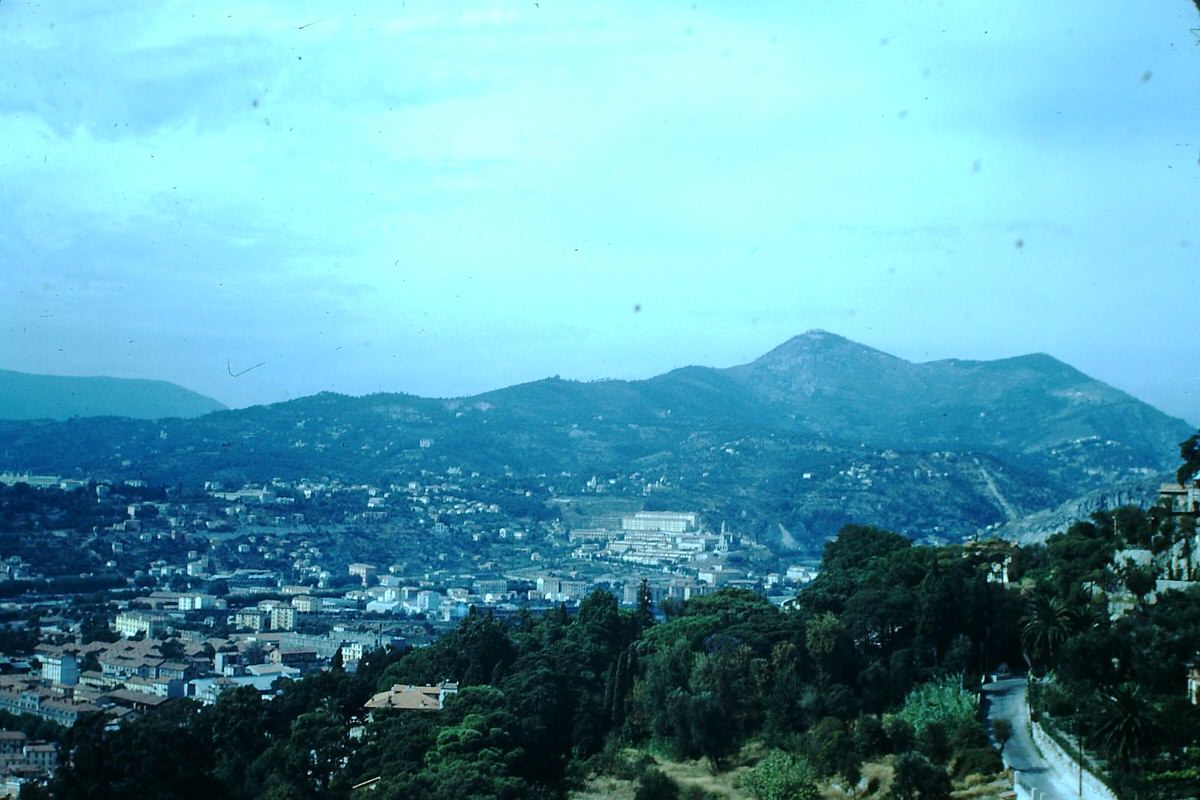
[
  {"left": 292, "top": 595, "right": 322, "bottom": 614},
  {"left": 101, "top": 689, "right": 171, "bottom": 715},
  {"left": 113, "top": 611, "right": 169, "bottom": 639},
  {"left": 0, "top": 681, "right": 102, "bottom": 727},
  {"left": 38, "top": 652, "right": 79, "bottom": 686},
  {"left": 348, "top": 563, "right": 378, "bottom": 586},
  {"left": 268, "top": 649, "right": 320, "bottom": 673},
  {"left": 0, "top": 733, "right": 26, "bottom": 756},
  {"left": 339, "top": 642, "right": 367, "bottom": 664},
  {"left": 187, "top": 673, "right": 293, "bottom": 705},
  {"left": 0, "top": 735, "right": 56, "bottom": 786},
  {"left": 21, "top": 743, "right": 56, "bottom": 773},
  {"left": 245, "top": 663, "right": 302, "bottom": 681},
  {"left": 233, "top": 609, "right": 269, "bottom": 632},
  {"left": 268, "top": 605, "right": 296, "bottom": 632},
  {"left": 1160, "top": 482, "right": 1200, "bottom": 515},
  {"left": 98, "top": 652, "right": 163, "bottom": 682},
  {"left": 363, "top": 681, "right": 458, "bottom": 713},
  {"left": 178, "top": 593, "right": 226, "bottom": 612}
]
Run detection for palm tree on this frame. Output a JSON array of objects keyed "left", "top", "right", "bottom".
[
  {"left": 1020, "top": 592, "right": 1077, "bottom": 671},
  {"left": 1095, "top": 683, "right": 1158, "bottom": 766}
]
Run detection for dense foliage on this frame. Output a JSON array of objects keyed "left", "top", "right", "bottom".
[
  {"left": 1020, "top": 516, "right": 1200, "bottom": 796},
  {"left": 1010, "top": 432, "right": 1200, "bottom": 798}
]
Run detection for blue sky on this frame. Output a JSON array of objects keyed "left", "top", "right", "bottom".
[{"left": 2, "top": 1, "right": 1199, "bottom": 423}]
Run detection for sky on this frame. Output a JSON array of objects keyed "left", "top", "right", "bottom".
[{"left": 2, "top": 1, "right": 1199, "bottom": 423}]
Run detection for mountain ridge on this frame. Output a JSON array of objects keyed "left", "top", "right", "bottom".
[
  {"left": 0, "top": 369, "right": 227, "bottom": 421},
  {"left": 0, "top": 333, "right": 1191, "bottom": 547}
]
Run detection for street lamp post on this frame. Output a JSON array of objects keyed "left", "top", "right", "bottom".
[{"left": 1075, "top": 709, "right": 1083, "bottom": 799}]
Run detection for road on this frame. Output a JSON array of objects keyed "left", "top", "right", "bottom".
[{"left": 983, "top": 677, "right": 1081, "bottom": 800}]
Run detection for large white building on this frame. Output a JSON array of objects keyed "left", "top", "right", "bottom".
[{"left": 620, "top": 511, "right": 699, "bottom": 533}]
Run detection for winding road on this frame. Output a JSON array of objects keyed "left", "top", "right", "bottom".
[{"left": 983, "top": 677, "right": 1081, "bottom": 800}]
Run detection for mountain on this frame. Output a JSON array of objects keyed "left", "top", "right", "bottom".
[
  {"left": 724, "top": 330, "right": 1186, "bottom": 462},
  {"left": 0, "top": 370, "right": 226, "bottom": 421},
  {"left": 0, "top": 333, "right": 1190, "bottom": 548}
]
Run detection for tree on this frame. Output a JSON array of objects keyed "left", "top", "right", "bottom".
[
  {"left": 687, "top": 690, "right": 737, "bottom": 770},
  {"left": 1177, "top": 431, "right": 1200, "bottom": 486},
  {"left": 159, "top": 637, "right": 186, "bottom": 661},
  {"left": 1095, "top": 683, "right": 1158, "bottom": 766},
  {"left": 51, "top": 704, "right": 220, "bottom": 799},
  {"left": 575, "top": 589, "right": 623, "bottom": 658},
  {"left": 18, "top": 783, "right": 50, "bottom": 800},
  {"left": 821, "top": 525, "right": 912, "bottom": 576},
  {"left": 204, "top": 686, "right": 271, "bottom": 797},
  {"left": 991, "top": 719, "right": 1012, "bottom": 754},
  {"left": 254, "top": 708, "right": 350, "bottom": 798},
  {"left": 636, "top": 578, "right": 656, "bottom": 631},
  {"left": 80, "top": 612, "right": 118, "bottom": 644},
  {"left": 634, "top": 768, "right": 680, "bottom": 800},
  {"left": 895, "top": 676, "right": 976, "bottom": 738},
  {"left": 1020, "top": 592, "right": 1077, "bottom": 669},
  {"left": 659, "top": 597, "right": 685, "bottom": 619},
  {"left": 419, "top": 687, "right": 527, "bottom": 800},
  {"left": 806, "top": 611, "right": 853, "bottom": 682},
  {"left": 1122, "top": 564, "right": 1156, "bottom": 603},
  {"left": 890, "top": 752, "right": 951, "bottom": 800}
]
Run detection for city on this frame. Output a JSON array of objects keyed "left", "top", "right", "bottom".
[{"left": 0, "top": 467, "right": 826, "bottom": 791}]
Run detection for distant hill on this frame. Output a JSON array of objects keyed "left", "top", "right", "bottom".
[
  {"left": 723, "top": 330, "right": 1187, "bottom": 466},
  {"left": 0, "top": 370, "right": 226, "bottom": 421},
  {"left": 0, "top": 333, "right": 1190, "bottom": 547}
]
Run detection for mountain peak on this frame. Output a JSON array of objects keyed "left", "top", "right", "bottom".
[
  {"left": 801, "top": 327, "right": 838, "bottom": 338},
  {"left": 786, "top": 329, "right": 847, "bottom": 346},
  {"left": 752, "top": 330, "right": 904, "bottom": 370}
]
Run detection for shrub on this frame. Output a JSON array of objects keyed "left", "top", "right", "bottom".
[
  {"left": 891, "top": 752, "right": 952, "bottom": 800},
  {"left": 884, "top": 717, "right": 916, "bottom": 754},
  {"left": 952, "top": 746, "right": 1003, "bottom": 778},
  {"left": 634, "top": 768, "right": 679, "bottom": 800},
  {"left": 737, "top": 750, "right": 820, "bottom": 800},
  {"left": 895, "top": 676, "right": 977, "bottom": 737}
]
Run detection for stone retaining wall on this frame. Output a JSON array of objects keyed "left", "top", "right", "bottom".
[{"left": 1030, "top": 720, "right": 1119, "bottom": 800}]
